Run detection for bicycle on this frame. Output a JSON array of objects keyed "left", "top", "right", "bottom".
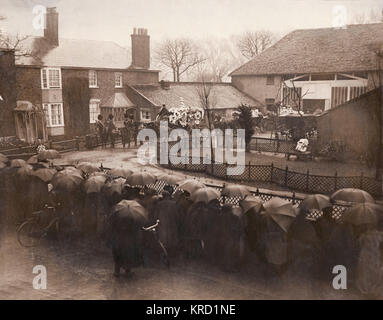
[
  {"left": 142, "top": 219, "right": 170, "bottom": 268},
  {"left": 17, "top": 204, "right": 60, "bottom": 247}
]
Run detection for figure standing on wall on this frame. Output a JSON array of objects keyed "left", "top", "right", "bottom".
[{"left": 105, "top": 114, "right": 117, "bottom": 148}]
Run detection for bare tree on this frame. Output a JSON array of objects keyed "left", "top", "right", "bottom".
[
  {"left": 154, "top": 38, "right": 206, "bottom": 82},
  {"left": 351, "top": 8, "right": 383, "bottom": 24},
  {"left": 196, "top": 38, "right": 244, "bottom": 82},
  {"left": 236, "top": 30, "right": 275, "bottom": 59}
]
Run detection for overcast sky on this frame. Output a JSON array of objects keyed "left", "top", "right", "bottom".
[{"left": 1, "top": 0, "right": 383, "bottom": 47}]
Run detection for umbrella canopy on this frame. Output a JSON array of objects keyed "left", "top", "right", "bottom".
[
  {"left": 59, "top": 167, "right": 83, "bottom": 178},
  {"left": 10, "top": 159, "right": 27, "bottom": 168},
  {"left": 340, "top": 203, "right": 383, "bottom": 226},
  {"left": 31, "top": 168, "right": 57, "bottom": 183},
  {"left": 83, "top": 175, "right": 107, "bottom": 194},
  {"left": 126, "top": 172, "right": 156, "bottom": 186},
  {"left": 27, "top": 155, "right": 39, "bottom": 164},
  {"left": 299, "top": 194, "right": 332, "bottom": 211},
  {"left": 109, "top": 167, "right": 133, "bottom": 179},
  {"left": 239, "top": 195, "right": 264, "bottom": 214},
  {"left": 191, "top": 187, "right": 220, "bottom": 204},
  {"left": 89, "top": 171, "right": 107, "bottom": 178},
  {"left": 102, "top": 177, "right": 126, "bottom": 197},
  {"left": 331, "top": 188, "right": 375, "bottom": 204},
  {"left": 16, "top": 164, "right": 34, "bottom": 177},
  {"left": 262, "top": 197, "right": 297, "bottom": 232},
  {"left": 221, "top": 184, "right": 251, "bottom": 198},
  {"left": 51, "top": 169, "right": 84, "bottom": 192},
  {"left": 156, "top": 173, "right": 182, "bottom": 185},
  {"left": 113, "top": 199, "right": 148, "bottom": 227},
  {"left": 76, "top": 162, "right": 100, "bottom": 174},
  {"left": 0, "top": 153, "right": 8, "bottom": 163},
  {"left": 37, "top": 149, "right": 61, "bottom": 161},
  {"left": 178, "top": 179, "right": 205, "bottom": 194}
]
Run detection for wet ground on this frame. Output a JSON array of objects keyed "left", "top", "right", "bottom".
[{"left": 0, "top": 228, "right": 362, "bottom": 300}]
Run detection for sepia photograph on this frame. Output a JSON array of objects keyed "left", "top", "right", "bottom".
[{"left": 0, "top": 0, "right": 383, "bottom": 304}]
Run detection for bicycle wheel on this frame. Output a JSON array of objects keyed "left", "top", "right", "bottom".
[{"left": 17, "top": 220, "right": 43, "bottom": 247}]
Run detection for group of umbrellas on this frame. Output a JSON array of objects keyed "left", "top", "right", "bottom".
[{"left": 1, "top": 150, "right": 382, "bottom": 232}]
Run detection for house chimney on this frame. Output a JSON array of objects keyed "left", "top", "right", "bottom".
[
  {"left": 44, "top": 7, "right": 59, "bottom": 46},
  {"left": 130, "top": 27, "right": 150, "bottom": 69}
]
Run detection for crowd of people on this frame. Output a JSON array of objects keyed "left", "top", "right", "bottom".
[
  {"left": 0, "top": 156, "right": 383, "bottom": 298},
  {"left": 95, "top": 112, "right": 140, "bottom": 149}
]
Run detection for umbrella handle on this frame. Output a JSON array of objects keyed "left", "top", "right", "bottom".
[{"left": 142, "top": 219, "right": 160, "bottom": 231}]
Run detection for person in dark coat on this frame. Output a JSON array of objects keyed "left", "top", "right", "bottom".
[
  {"left": 151, "top": 191, "right": 180, "bottom": 257},
  {"left": 182, "top": 201, "right": 206, "bottom": 259},
  {"left": 218, "top": 204, "right": 245, "bottom": 271},
  {"left": 314, "top": 207, "right": 356, "bottom": 281},
  {"left": 105, "top": 114, "right": 116, "bottom": 148},
  {"left": 286, "top": 210, "right": 321, "bottom": 295},
  {"left": 106, "top": 211, "right": 145, "bottom": 277},
  {"left": 256, "top": 212, "right": 289, "bottom": 275},
  {"left": 203, "top": 199, "right": 222, "bottom": 264}
]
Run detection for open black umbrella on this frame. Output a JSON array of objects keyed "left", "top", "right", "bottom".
[
  {"left": 178, "top": 179, "right": 205, "bottom": 194},
  {"left": 126, "top": 172, "right": 156, "bottom": 186},
  {"left": 113, "top": 200, "right": 148, "bottom": 227},
  {"left": 83, "top": 175, "right": 107, "bottom": 194},
  {"left": 299, "top": 194, "right": 332, "bottom": 211},
  {"left": 10, "top": 159, "right": 27, "bottom": 168},
  {"left": 102, "top": 177, "right": 126, "bottom": 197},
  {"left": 0, "top": 153, "right": 8, "bottom": 163},
  {"left": 32, "top": 168, "right": 57, "bottom": 183},
  {"left": 191, "top": 187, "right": 220, "bottom": 204},
  {"left": 239, "top": 195, "right": 263, "bottom": 214},
  {"left": 51, "top": 169, "right": 84, "bottom": 192},
  {"left": 221, "top": 184, "right": 251, "bottom": 198},
  {"left": 76, "top": 162, "right": 100, "bottom": 174},
  {"left": 109, "top": 168, "right": 133, "bottom": 179},
  {"left": 262, "top": 197, "right": 297, "bottom": 232},
  {"left": 157, "top": 173, "right": 182, "bottom": 186},
  {"left": 331, "top": 188, "right": 374, "bottom": 204},
  {"left": 37, "top": 149, "right": 61, "bottom": 161},
  {"left": 340, "top": 203, "right": 383, "bottom": 226}
]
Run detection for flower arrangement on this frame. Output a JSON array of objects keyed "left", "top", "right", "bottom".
[{"left": 167, "top": 100, "right": 204, "bottom": 129}]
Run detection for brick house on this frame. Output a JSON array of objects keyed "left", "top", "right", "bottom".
[
  {"left": 230, "top": 23, "right": 383, "bottom": 114},
  {"left": 1, "top": 7, "right": 160, "bottom": 143}
]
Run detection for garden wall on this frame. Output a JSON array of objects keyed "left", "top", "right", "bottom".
[{"left": 317, "top": 88, "right": 381, "bottom": 163}]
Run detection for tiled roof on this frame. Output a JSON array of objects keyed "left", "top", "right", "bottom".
[
  {"left": 230, "top": 23, "right": 383, "bottom": 76},
  {"left": 133, "top": 82, "right": 263, "bottom": 110},
  {"left": 16, "top": 37, "right": 131, "bottom": 69},
  {"left": 102, "top": 92, "right": 135, "bottom": 108}
]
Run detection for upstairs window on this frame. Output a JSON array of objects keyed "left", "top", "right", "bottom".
[
  {"left": 115, "top": 72, "right": 123, "bottom": 88},
  {"left": 41, "top": 68, "right": 61, "bottom": 89},
  {"left": 89, "top": 70, "right": 98, "bottom": 88}
]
